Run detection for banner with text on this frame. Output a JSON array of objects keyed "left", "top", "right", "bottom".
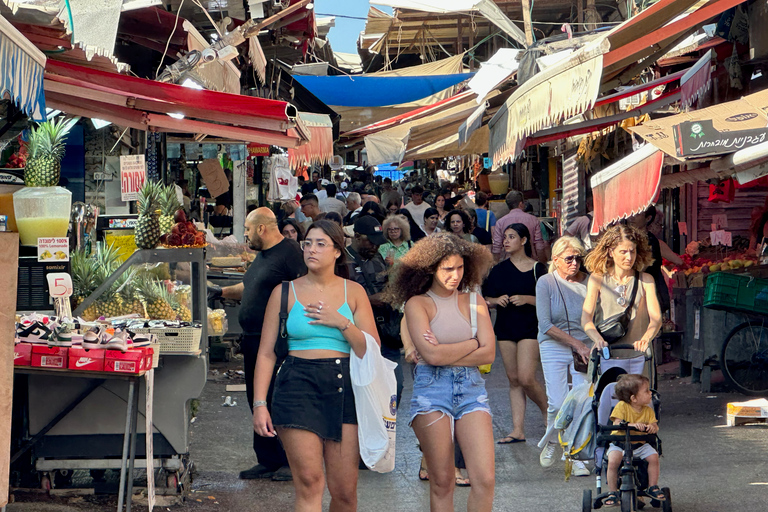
[{"left": 120, "top": 155, "right": 146, "bottom": 202}]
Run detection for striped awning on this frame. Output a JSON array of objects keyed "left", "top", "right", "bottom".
[
  {"left": 288, "top": 113, "right": 333, "bottom": 168},
  {"left": 0, "top": 14, "right": 46, "bottom": 121}
]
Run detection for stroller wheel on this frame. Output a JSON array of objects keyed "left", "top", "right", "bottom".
[
  {"left": 582, "top": 489, "right": 592, "bottom": 512},
  {"left": 661, "top": 488, "right": 672, "bottom": 512}
]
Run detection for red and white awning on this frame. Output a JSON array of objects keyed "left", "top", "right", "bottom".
[{"left": 590, "top": 144, "right": 664, "bottom": 235}]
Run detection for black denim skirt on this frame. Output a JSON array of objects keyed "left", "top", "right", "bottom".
[{"left": 271, "top": 355, "right": 357, "bottom": 442}]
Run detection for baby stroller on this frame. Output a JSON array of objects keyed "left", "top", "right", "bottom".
[{"left": 582, "top": 344, "right": 671, "bottom": 512}]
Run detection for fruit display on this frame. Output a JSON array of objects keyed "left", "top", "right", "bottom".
[
  {"left": 4, "top": 134, "right": 28, "bottom": 168},
  {"left": 159, "top": 208, "right": 206, "bottom": 248},
  {"left": 665, "top": 246, "right": 758, "bottom": 286},
  {"left": 24, "top": 118, "right": 77, "bottom": 187},
  {"left": 135, "top": 181, "right": 162, "bottom": 250},
  {"left": 159, "top": 184, "right": 181, "bottom": 235}
]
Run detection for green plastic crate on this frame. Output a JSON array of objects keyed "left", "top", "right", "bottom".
[{"left": 704, "top": 272, "right": 768, "bottom": 315}]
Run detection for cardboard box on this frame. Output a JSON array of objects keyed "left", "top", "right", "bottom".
[
  {"left": 726, "top": 398, "right": 768, "bottom": 426},
  {"left": 67, "top": 347, "right": 105, "bottom": 372},
  {"left": 13, "top": 343, "right": 32, "bottom": 367},
  {"left": 31, "top": 346, "right": 68, "bottom": 369},
  {"left": 105, "top": 349, "right": 145, "bottom": 374}
]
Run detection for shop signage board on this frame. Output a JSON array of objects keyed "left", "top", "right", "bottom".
[
  {"left": 247, "top": 143, "right": 270, "bottom": 157},
  {"left": 198, "top": 158, "right": 230, "bottom": 198},
  {"left": 120, "top": 155, "right": 146, "bottom": 201},
  {"left": 37, "top": 237, "right": 69, "bottom": 262},
  {"left": 673, "top": 119, "right": 768, "bottom": 157}
]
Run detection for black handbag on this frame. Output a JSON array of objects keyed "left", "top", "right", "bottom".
[
  {"left": 274, "top": 281, "right": 290, "bottom": 361},
  {"left": 596, "top": 271, "right": 639, "bottom": 343}
]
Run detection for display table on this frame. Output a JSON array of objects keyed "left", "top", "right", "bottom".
[{"left": 12, "top": 367, "right": 152, "bottom": 512}]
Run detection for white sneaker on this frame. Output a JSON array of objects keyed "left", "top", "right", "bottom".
[
  {"left": 540, "top": 443, "right": 557, "bottom": 468},
  {"left": 571, "top": 460, "right": 590, "bottom": 477}
]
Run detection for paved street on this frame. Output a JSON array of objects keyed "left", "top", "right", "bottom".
[{"left": 7, "top": 350, "right": 768, "bottom": 511}]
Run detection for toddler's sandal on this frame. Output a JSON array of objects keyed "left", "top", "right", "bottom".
[
  {"left": 603, "top": 492, "right": 619, "bottom": 507},
  {"left": 646, "top": 485, "right": 666, "bottom": 501}
]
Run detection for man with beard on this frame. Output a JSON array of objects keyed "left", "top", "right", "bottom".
[{"left": 208, "top": 208, "right": 306, "bottom": 481}]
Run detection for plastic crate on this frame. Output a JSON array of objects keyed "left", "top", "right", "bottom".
[
  {"left": 704, "top": 272, "right": 768, "bottom": 315},
  {"left": 131, "top": 327, "right": 202, "bottom": 354}
]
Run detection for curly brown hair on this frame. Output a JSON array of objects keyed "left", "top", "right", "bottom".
[
  {"left": 585, "top": 224, "right": 653, "bottom": 274},
  {"left": 384, "top": 232, "right": 493, "bottom": 306}
]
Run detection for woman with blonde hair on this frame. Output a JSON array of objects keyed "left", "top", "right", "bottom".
[
  {"left": 386, "top": 233, "right": 496, "bottom": 512},
  {"left": 581, "top": 224, "right": 662, "bottom": 373},
  {"left": 378, "top": 214, "right": 412, "bottom": 266},
  {"left": 535, "top": 236, "right": 592, "bottom": 473}
]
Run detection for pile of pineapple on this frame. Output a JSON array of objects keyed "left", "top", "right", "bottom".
[
  {"left": 134, "top": 181, "right": 204, "bottom": 249},
  {"left": 71, "top": 242, "right": 191, "bottom": 322}
]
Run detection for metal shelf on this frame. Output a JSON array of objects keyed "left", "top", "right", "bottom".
[{"left": 72, "top": 248, "right": 208, "bottom": 354}]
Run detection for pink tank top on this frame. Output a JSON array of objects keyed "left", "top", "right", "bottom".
[{"left": 425, "top": 290, "right": 473, "bottom": 344}]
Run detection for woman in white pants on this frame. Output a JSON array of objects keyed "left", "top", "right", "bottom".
[{"left": 535, "top": 237, "right": 592, "bottom": 475}]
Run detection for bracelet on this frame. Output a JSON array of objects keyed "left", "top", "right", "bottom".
[
  {"left": 340, "top": 319, "right": 352, "bottom": 332},
  {"left": 472, "top": 336, "right": 480, "bottom": 350},
  {"left": 253, "top": 400, "right": 267, "bottom": 408}
]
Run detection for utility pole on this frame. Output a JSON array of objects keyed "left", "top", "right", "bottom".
[{"left": 521, "top": 0, "right": 534, "bottom": 46}]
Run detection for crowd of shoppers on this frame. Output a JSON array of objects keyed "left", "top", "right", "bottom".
[{"left": 225, "top": 172, "right": 666, "bottom": 512}]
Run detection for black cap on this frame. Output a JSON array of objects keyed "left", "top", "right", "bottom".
[{"left": 354, "top": 216, "right": 387, "bottom": 246}]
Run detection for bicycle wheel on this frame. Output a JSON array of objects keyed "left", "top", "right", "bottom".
[{"left": 720, "top": 319, "right": 768, "bottom": 395}]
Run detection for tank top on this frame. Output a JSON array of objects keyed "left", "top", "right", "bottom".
[
  {"left": 424, "top": 290, "right": 473, "bottom": 344},
  {"left": 596, "top": 273, "right": 649, "bottom": 346},
  {"left": 286, "top": 281, "right": 355, "bottom": 353}
]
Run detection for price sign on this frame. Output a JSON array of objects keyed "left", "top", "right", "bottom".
[
  {"left": 46, "top": 273, "right": 73, "bottom": 298},
  {"left": 120, "top": 155, "right": 146, "bottom": 201}
]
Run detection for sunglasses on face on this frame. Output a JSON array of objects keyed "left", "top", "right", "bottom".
[{"left": 561, "top": 255, "right": 583, "bottom": 265}]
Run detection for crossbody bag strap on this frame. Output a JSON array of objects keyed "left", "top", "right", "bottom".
[
  {"left": 553, "top": 276, "right": 572, "bottom": 336},
  {"left": 469, "top": 292, "right": 478, "bottom": 337},
  {"left": 625, "top": 270, "right": 640, "bottom": 311},
  {"left": 279, "top": 281, "right": 289, "bottom": 338}
]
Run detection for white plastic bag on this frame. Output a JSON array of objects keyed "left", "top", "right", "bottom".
[
  {"left": 349, "top": 331, "right": 398, "bottom": 473},
  {"left": 266, "top": 155, "right": 297, "bottom": 202}
]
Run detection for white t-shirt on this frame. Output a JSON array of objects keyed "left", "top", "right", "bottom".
[{"left": 403, "top": 201, "right": 431, "bottom": 230}]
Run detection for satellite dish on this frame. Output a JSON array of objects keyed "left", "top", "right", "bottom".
[{"left": 330, "top": 155, "right": 344, "bottom": 171}]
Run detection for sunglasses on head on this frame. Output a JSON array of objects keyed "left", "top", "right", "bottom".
[{"left": 562, "top": 255, "right": 583, "bottom": 265}]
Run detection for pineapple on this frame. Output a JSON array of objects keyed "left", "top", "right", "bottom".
[
  {"left": 136, "top": 276, "right": 177, "bottom": 320},
  {"left": 99, "top": 290, "right": 124, "bottom": 319},
  {"left": 71, "top": 243, "right": 122, "bottom": 320},
  {"left": 159, "top": 184, "right": 181, "bottom": 235},
  {"left": 135, "top": 181, "right": 162, "bottom": 250},
  {"left": 24, "top": 117, "right": 78, "bottom": 187},
  {"left": 171, "top": 294, "right": 192, "bottom": 322},
  {"left": 118, "top": 270, "right": 146, "bottom": 317}
]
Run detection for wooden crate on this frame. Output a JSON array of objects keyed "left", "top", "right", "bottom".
[{"left": 726, "top": 399, "right": 768, "bottom": 426}]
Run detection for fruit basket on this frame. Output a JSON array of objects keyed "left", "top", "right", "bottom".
[{"left": 704, "top": 272, "right": 768, "bottom": 315}]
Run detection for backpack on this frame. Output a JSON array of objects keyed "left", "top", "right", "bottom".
[{"left": 555, "top": 382, "right": 596, "bottom": 480}]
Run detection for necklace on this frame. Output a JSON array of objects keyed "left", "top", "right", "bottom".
[{"left": 612, "top": 273, "right": 632, "bottom": 307}]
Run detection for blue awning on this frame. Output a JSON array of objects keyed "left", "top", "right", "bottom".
[
  {"left": 0, "top": 16, "right": 46, "bottom": 121},
  {"left": 292, "top": 73, "right": 475, "bottom": 108}
]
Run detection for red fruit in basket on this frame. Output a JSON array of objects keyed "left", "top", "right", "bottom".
[
  {"left": 159, "top": 233, "right": 168, "bottom": 244},
  {"left": 182, "top": 233, "right": 196, "bottom": 246},
  {"left": 186, "top": 221, "right": 197, "bottom": 233},
  {"left": 194, "top": 232, "right": 205, "bottom": 245},
  {"left": 174, "top": 209, "right": 187, "bottom": 224},
  {"left": 168, "top": 233, "right": 182, "bottom": 246},
  {"left": 172, "top": 223, "right": 186, "bottom": 235}
]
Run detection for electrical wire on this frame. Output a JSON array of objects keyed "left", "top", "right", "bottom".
[{"left": 155, "top": 0, "right": 185, "bottom": 80}]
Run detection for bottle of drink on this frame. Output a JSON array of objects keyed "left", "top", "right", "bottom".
[{"left": 760, "top": 237, "right": 768, "bottom": 266}]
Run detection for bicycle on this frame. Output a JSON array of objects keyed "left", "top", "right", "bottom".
[{"left": 720, "top": 317, "right": 768, "bottom": 395}]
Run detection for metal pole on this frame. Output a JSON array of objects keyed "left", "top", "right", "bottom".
[
  {"left": 125, "top": 379, "right": 140, "bottom": 512},
  {"left": 116, "top": 379, "right": 136, "bottom": 512}
]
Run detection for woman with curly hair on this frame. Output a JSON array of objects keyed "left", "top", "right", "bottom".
[
  {"left": 379, "top": 214, "right": 412, "bottom": 266},
  {"left": 581, "top": 224, "right": 662, "bottom": 371},
  {"left": 387, "top": 233, "right": 496, "bottom": 512},
  {"left": 446, "top": 209, "right": 479, "bottom": 244}
]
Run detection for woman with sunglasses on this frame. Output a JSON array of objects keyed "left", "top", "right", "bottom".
[
  {"left": 535, "top": 236, "right": 592, "bottom": 473},
  {"left": 253, "top": 220, "right": 379, "bottom": 512},
  {"left": 482, "top": 224, "right": 548, "bottom": 446},
  {"left": 581, "top": 224, "right": 661, "bottom": 372}
]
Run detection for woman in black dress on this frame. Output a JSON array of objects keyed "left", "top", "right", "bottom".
[{"left": 483, "top": 223, "right": 548, "bottom": 444}]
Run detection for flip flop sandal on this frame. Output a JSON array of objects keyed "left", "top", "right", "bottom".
[
  {"left": 455, "top": 476, "right": 471, "bottom": 487},
  {"left": 603, "top": 492, "right": 619, "bottom": 507},
  {"left": 17, "top": 321, "right": 53, "bottom": 344},
  {"left": 645, "top": 485, "right": 666, "bottom": 501},
  {"left": 418, "top": 457, "right": 429, "bottom": 481},
  {"left": 497, "top": 435, "right": 526, "bottom": 444}
]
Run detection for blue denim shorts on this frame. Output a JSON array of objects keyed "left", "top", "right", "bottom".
[{"left": 409, "top": 364, "right": 492, "bottom": 428}]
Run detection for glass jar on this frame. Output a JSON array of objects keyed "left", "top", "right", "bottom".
[{"left": 13, "top": 186, "right": 72, "bottom": 246}]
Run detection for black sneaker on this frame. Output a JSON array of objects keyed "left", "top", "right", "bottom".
[
  {"left": 239, "top": 464, "right": 276, "bottom": 480},
  {"left": 271, "top": 466, "right": 293, "bottom": 482}
]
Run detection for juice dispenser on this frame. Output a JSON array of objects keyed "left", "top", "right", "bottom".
[
  {"left": 13, "top": 186, "right": 72, "bottom": 246},
  {"left": 0, "top": 184, "right": 23, "bottom": 231}
]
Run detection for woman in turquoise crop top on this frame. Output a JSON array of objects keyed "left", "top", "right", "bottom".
[{"left": 253, "top": 220, "right": 379, "bottom": 512}]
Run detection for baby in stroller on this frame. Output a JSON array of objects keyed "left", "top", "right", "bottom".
[{"left": 603, "top": 374, "right": 665, "bottom": 507}]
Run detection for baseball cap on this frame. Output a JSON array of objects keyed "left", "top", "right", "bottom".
[
  {"left": 340, "top": 182, "right": 348, "bottom": 189},
  {"left": 321, "top": 179, "right": 330, "bottom": 186},
  {"left": 353, "top": 216, "right": 387, "bottom": 246}
]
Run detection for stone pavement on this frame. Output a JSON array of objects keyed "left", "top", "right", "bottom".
[
  {"left": 183, "top": 354, "right": 768, "bottom": 512},
  {"left": 6, "top": 351, "right": 768, "bottom": 511}
]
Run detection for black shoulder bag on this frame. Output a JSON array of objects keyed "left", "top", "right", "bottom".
[
  {"left": 274, "top": 281, "right": 290, "bottom": 361},
  {"left": 595, "top": 271, "right": 639, "bottom": 344}
]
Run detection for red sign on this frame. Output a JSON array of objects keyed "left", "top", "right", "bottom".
[
  {"left": 247, "top": 143, "right": 270, "bottom": 157},
  {"left": 120, "top": 155, "right": 146, "bottom": 201}
]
